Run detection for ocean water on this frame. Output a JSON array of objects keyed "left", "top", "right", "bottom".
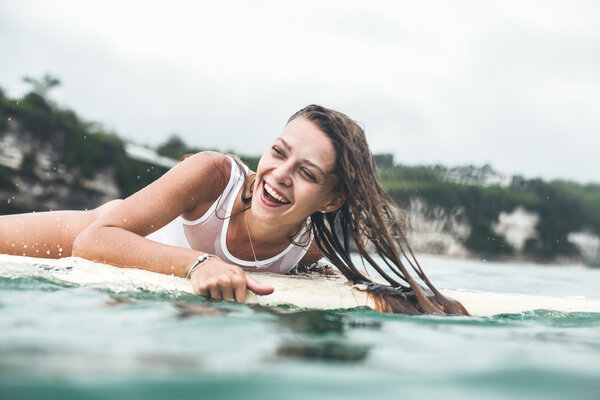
[{"left": 1, "top": 255, "right": 599, "bottom": 400}]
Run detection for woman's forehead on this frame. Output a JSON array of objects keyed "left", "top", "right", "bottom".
[{"left": 277, "top": 118, "right": 337, "bottom": 172}]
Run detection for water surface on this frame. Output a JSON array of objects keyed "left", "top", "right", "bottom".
[{"left": 1, "top": 256, "right": 599, "bottom": 400}]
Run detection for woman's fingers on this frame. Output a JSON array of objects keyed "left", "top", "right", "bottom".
[
  {"left": 234, "top": 283, "right": 247, "bottom": 303},
  {"left": 229, "top": 273, "right": 247, "bottom": 302},
  {"left": 208, "top": 285, "right": 222, "bottom": 300},
  {"left": 191, "top": 260, "right": 251, "bottom": 302},
  {"left": 197, "top": 286, "right": 209, "bottom": 298},
  {"left": 220, "top": 281, "right": 235, "bottom": 301},
  {"left": 190, "top": 259, "right": 275, "bottom": 302},
  {"left": 245, "top": 275, "right": 275, "bottom": 296}
]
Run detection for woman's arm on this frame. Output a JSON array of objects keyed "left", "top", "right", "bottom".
[
  {"left": 72, "top": 151, "right": 273, "bottom": 301},
  {"left": 295, "top": 240, "right": 340, "bottom": 276},
  {"left": 298, "top": 240, "right": 325, "bottom": 266},
  {"left": 73, "top": 151, "right": 224, "bottom": 274}
]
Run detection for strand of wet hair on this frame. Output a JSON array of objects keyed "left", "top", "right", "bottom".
[
  {"left": 327, "top": 144, "right": 443, "bottom": 312},
  {"left": 379, "top": 196, "right": 468, "bottom": 313},
  {"left": 312, "top": 154, "right": 468, "bottom": 314}
]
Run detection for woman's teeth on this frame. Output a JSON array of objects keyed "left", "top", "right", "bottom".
[{"left": 264, "top": 182, "right": 290, "bottom": 204}]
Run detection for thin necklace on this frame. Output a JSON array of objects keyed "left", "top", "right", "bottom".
[{"left": 243, "top": 208, "right": 263, "bottom": 269}]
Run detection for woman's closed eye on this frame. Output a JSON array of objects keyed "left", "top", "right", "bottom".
[
  {"left": 300, "top": 168, "right": 317, "bottom": 182},
  {"left": 272, "top": 146, "right": 285, "bottom": 157}
]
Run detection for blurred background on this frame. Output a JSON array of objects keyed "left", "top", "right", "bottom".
[{"left": 1, "top": 0, "right": 599, "bottom": 265}]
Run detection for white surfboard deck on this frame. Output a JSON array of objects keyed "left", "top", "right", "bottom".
[{"left": 2, "top": 254, "right": 600, "bottom": 317}]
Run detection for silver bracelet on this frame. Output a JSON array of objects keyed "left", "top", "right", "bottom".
[{"left": 186, "top": 254, "right": 219, "bottom": 279}]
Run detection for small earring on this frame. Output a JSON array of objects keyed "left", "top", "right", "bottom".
[{"left": 321, "top": 210, "right": 327, "bottom": 214}]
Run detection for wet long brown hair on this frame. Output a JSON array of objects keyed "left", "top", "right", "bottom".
[{"left": 289, "top": 105, "right": 469, "bottom": 315}]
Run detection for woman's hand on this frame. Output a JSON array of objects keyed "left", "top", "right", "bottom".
[{"left": 189, "top": 258, "right": 274, "bottom": 302}]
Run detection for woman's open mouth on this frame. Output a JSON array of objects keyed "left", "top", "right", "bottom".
[{"left": 260, "top": 181, "right": 291, "bottom": 207}]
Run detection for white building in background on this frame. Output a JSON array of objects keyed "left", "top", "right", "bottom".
[{"left": 124, "top": 143, "right": 177, "bottom": 169}]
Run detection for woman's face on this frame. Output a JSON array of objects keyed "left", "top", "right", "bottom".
[{"left": 252, "top": 117, "right": 343, "bottom": 227}]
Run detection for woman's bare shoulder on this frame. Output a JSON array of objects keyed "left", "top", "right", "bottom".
[
  {"left": 170, "top": 151, "right": 235, "bottom": 206},
  {"left": 173, "top": 151, "right": 233, "bottom": 186}
]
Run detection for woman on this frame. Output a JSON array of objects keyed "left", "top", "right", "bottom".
[{"left": 1, "top": 105, "right": 468, "bottom": 315}]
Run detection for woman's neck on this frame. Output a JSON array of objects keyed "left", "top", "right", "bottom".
[{"left": 243, "top": 206, "right": 301, "bottom": 249}]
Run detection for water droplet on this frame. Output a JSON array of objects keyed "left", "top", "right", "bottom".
[
  {"left": 46, "top": 250, "right": 51, "bottom": 255},
  {"left": 136, "top": 175, "right": 140, "bottom": 179},
  {"left": 24, "top": 245, "right": 27, "bottom": 248},
  {"left": 59, "top": 247, "right": 63, "bottom": 252}
]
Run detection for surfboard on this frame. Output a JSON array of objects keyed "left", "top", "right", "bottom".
[{"left": 2, "top": 253, "right": 600, "bottom": 317}]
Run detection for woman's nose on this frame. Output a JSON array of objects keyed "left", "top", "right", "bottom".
[{"left": 272, "top": 162, "right": 293, "bottom": 186}]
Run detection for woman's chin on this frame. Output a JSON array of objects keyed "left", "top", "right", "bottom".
[{"left": 251, "top": 195, "right": 298, "bottom": 224}]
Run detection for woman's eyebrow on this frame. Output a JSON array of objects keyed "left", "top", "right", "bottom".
[
  {"left": 303, "top": 159, "right": 326, "bottom": 177},
  {"left": 276, "top": 137, "right": 290, "bottom": 150},
  {"left": 276, "top": 138, "right": 326, "bottom": 177}
]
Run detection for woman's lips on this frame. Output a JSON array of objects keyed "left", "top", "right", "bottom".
[
  {"left": 264, "top": 182, "right": 290, "bottom": 203},
  {"left": 259, "top": 181, "right": 290, "bottom": 208}
]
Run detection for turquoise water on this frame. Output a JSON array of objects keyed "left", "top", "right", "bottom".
[{"left": 1, "top": 256, "right": 599, "bottom": 400}]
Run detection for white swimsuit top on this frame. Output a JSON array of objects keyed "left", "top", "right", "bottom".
[{"left": 145, "top": 155, "right": 313, "bottom": 274}]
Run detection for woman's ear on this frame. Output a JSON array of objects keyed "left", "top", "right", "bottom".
[{"left": 323, "top": 193, "right": 345, "bottom": 213}]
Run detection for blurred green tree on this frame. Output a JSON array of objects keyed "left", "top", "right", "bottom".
[{"left": 22, "top": 73, "right": 61, "bottom": 97}]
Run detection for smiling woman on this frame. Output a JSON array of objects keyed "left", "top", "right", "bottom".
[{"left": 0, "top": 105, "right": 467, "bottom": 315}]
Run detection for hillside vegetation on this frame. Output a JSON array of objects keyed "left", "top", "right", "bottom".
[
  {"left": 0, "top": 78, "right": 167, "bottom": 209},
  {"left": 376, "top": 158, "right": 600, "bottom": 260}
]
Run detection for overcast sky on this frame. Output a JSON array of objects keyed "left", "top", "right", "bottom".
[{"left": 1, "top": 0, "right": 598, "bottom": 183}]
